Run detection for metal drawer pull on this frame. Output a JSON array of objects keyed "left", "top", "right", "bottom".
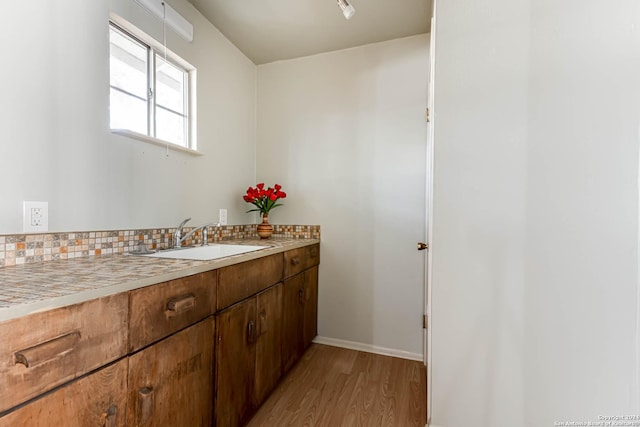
[
  {"left": 138, "top": 387, "right": 154, "bottom": 424},
  {"left": 14, "top": 331, "right": 81, "bottom": 368},
  {"left": 166, "top": 294, "right": 196, "bottom": 316},
  {"left": 291, "top": 257, "right": 301, "bottom": 266}
]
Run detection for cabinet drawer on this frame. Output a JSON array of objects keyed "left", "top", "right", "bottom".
[
  {"left": 0, "top": 358, "right": 128, "bottom": 427},
  {"left": 217, "top": 254, "right": 283, "bottom": 310},
  {"left": 284, "top": 244, "right": 320, "bottom": 279},
  {"left": 304, "top": 244, "right": 320, "bottom": 270},
  {"left": 129, "top": 271, "right": 216, "bottom": 352},
  {"left": 0, "top": 293, "right": 128, "bottom": 413}
]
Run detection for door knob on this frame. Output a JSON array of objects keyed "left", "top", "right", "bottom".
[{"left": 417, "top": 242, "right": 429, "bottom": 251}]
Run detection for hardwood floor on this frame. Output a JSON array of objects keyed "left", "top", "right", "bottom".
[{"left": 247, "top": 344, "right": 427, "bottom": 427}]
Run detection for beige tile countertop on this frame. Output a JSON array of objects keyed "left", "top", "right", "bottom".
[{"left": 0, "top": 238, "right": 319, "bottom": 322}]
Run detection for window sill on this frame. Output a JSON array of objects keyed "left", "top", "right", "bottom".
[{"left": 111, "top": 129, "right": 203, "bottom": 156}]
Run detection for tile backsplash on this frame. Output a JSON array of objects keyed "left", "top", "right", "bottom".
[{"left": 0, "top": 224, "right": 320, "bottom": 267}]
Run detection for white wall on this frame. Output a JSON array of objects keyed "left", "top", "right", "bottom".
[
  {"left": 0, "top": 0, "right": 256, "bottom": 233},
  {"left": 256, "top": 35, "right": 429, "bottom": 357},
  {"left": 431, "top": 1, "right": 640, "bottom": 426}
]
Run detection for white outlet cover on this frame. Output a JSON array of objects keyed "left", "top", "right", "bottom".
[
  {"left": 219, "top": 208, "right": 228, "bottom": 226},
  {"left": 23, "top": 201, "right": 48, "bottom": 233}
]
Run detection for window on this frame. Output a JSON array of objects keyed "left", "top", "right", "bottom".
[{"left": 109, "top": 22, "right": 195, "bottom": 150}]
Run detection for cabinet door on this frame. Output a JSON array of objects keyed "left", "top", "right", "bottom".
[
  {"left": 282, "top": 273, "right": 305, "bottom": 373},
  {"left": 215, "top": 299, "right": 257, "bottom": 427},
  {"left": 0, "top": 358, "right": 128, "bottom": 427},
  {"left": 127, "top": 318, "right": 214, "bottom": 427},
  {"left": 255, "top": 283, "right": 283, "bottom": 405},
  {"left": 302, "top": 266, "right": 319, "bottom": 350}
]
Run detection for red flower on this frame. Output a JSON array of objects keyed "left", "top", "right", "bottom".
[{"left": 242, "top": 183, "right": 287, "bottom": 215}]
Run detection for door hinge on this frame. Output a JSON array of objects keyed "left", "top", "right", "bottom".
[
  {"left": 425, "top": 107, "right": 430, "bottom": 123},
  {"left": 423, "top": 314, "right": 428, "bottom": 329}
]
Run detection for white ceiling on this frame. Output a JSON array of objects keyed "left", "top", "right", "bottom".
[{"left": 186, "top": 0, "right": 432, "bottom": 65}]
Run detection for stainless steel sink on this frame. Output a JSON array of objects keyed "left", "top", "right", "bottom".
[{"left": 141, "top": 244, "right": 268, "bottom": 261}]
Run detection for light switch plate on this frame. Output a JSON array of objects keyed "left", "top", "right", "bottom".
[{"left": 23, "top": 201, "right": 49, "bottom": 233}]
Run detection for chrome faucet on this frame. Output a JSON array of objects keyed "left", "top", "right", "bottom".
[
  {"left": 174, "top": 220, "right": 219, "bottom": 248},
  {"left": 174, "top": 217, "right": 191, "bottom": 248}
]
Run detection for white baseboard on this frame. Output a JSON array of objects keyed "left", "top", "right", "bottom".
[{"left": 313, "top": 336, "right": 423, "bottom": 361}]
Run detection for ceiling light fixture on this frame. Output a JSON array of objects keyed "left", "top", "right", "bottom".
[{"left": 337, "top": 0, "right": 355, "bottom": 20}]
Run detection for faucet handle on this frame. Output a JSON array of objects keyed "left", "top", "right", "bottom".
[
  {"left": 177, "top": 217, "right": 191, "bottom": 230},
  {"left": 202, "top": 222, "right": 221, "bottom": 246}
]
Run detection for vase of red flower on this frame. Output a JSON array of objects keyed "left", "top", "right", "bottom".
[{"left": 243, "top": 183, "right": 287, "bottom": 239}]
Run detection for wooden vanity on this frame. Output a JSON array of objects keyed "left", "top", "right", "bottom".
[{"left": 0, "top": 242, "right": 320, "bottom": 427}]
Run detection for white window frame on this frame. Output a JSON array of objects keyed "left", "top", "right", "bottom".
[{"left": 109, "top": 20, "right": 199, "bottom": 155}]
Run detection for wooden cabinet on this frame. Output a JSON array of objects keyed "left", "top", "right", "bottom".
[
  {"left": 129, "top": 271, "right": 216, "bottom": 352},
  {"left": 282, "top": 264, "right": 319, "bottom": 374},
  {"left": 255, "top": 283, "right": 284, "bottom": 405},
  {"left": 215, "top": 297, "right": 257, "bottom": 427},
  {"left": 216, "top": 243, "right": 319, "bottom": 424},
  {"left": 0, "top": 358, "right": 128, "bottom": 427},
  {"left": 0, "top": 242, "right": 318, "bottom": 427},
  {"left": 0, "top": 294, "right": 128, "bottom": 413},
  {"left": 302, "top": 266, "right": 319, "bottom": 349},
  {"left": 217, "top": 253, "right": 283, "bottom": 310},
  {"left": 127, "top": 317, "right": 215, "bottom": 427},
  {"left": 282, "top": 273, "right": 305, "bottom": 373},
  {"left": 282, "top": 243, "right": 320, "bottom": 374},
  {"left": 215, "top": 283, "right": 283, "bottom": 427},
  {"left": 283, "top": 244, "right": 320, "bottom": 279}
]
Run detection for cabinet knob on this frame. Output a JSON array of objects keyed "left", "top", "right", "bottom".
[
  {"left": 291, "top": 257, "right": 301, "bottom": 266},
  {"left": 417, "top": 242, "right": 429, "bottom": 251},
  {"left": 298, "top": 288, "right": 305, "bottom": 304}
]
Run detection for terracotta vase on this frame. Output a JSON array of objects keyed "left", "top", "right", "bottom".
[{"left": 257, "top": 213, "right": 274, "bottom": 239}]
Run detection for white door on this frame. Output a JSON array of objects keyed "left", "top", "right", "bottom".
[{"left": 424, "top": 1, "right": 437, "bottom": 425}]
